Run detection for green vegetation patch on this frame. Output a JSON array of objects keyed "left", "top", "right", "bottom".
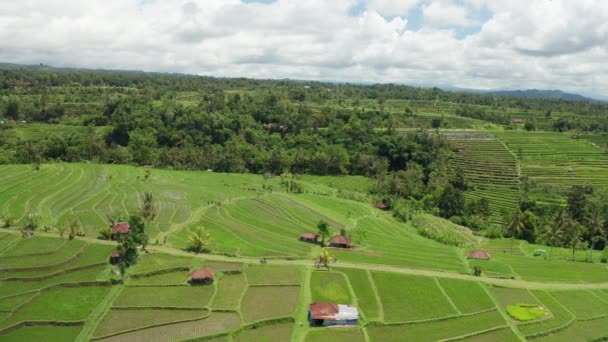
[
  {"left": 130, "top": 253, "right": 193, "bottom": 274},
  {"left": 459, "top": 327, "right": 520, "bottom": 342},
  {"left": 234, "top": 322, "right": 294, "bottom": 342},
  {"left": 1, "top": 236, "right": 65, "bottom": 256},
  {"left": 518, "top": 290, "right": 574, "bottom": 337},
  {"left": 411, "top": 214, "right": 478, "bottom": 247},
  {"left": 211, "top": 273, "right": 247, "bottom": 309},
  {"left": 310, "top": 271, "right": 352, "bottom": 304},
  {"left": 94, "top": 312, "right": 241, "bottom": 342},
  {"left": 367, "top": 310, "right": 506, "bottom": 341},
  {"left": 372, "top": 272, "right": 457, "bottom": 322},
  {"left": 0, "top": 239, "right": 85, "bottom": 269},
  {"left": 506, "top": 304, "right": 545, "bottom": 322},
  {"left": 0, "top": 325, "right": 83, "bottom": 342},
  {"left": 305, "top": 328, "right": 365, "bottom": 342},
  {"left": 245, "top": 265, "right": 302, "bottom": 285},
  {"left": 113, "top": 286, "right": 213, "bottom": 308},
  {"left": 549, "top": 290, "right": 608, "bottom": 320},
  {"left": 128, "top": 271, "right": 189, "bottom": 285},
  {"left": 0, "top": 265, "right": 106, "bottom": 297},
  {"left": 0, "top": 292, "right": 37, "bottom": 311},
  {"left": 0, "top": 286, "right": 110, "bottom": 329},
  {"left": 538, "top": 315, "right": 608, "bottom": 342},
  {"left": 437, "top": 279, "right": 495, "bottom": 314},
  {"left": 241, "top": 286, "right": 300, "bottom": 322},
  {"left": 338, "top": 268, "right": 381, "bottom": 320},
  {"left": 491, "top": 287, "right": 538, "bottom": 308},
  {"left": 94, "top": 308, "right": 208, "bottom": 337}
]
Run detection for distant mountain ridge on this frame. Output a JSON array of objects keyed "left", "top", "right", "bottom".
[{"left": 485, "top": 89, "right": 598, "bottom": 102}]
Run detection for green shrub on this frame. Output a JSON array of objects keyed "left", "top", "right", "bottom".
[{"left": 506, "top": 304, "right": 545, "bottom": 322}]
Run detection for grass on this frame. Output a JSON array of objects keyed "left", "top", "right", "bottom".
[
  {"left": 0, "top": 265, "right": 106, "bottom": 297},
  {"left": 130, "top": 253, "right": 194, "bottom": 274},
  {"left": 234, "top": 323, "right": 294, "bottom": 342},
  {"left": 310, "top": 271, "right": 353, "bottom": 304},
  {"left": 127, "top": 271, "right": 189, "bottom": 285},
  {"left": 93, "top": 308, "right": 208, "bottom": 337},
  {"left": 0, "top": 239, "right": 85, "bottom": 269},
  {"left": 537, "top": 315, "right": 608, "bottom": 341},
  {"left": 241, "top": 286, "right": 300, "bottom": 322},
  {"left": 0, "top": 286, "right": 111, "bottom": 328},
  {"left": 436, "top": 278, "right": 495, "bottom": 314},
  {"left": 460, "top": 327, "right": 521, "bottom": 341},
  {"left": 211, "top": 273, "right": 247, "bottom": 309},
  {"left": 113, "top": 286, "right": 214, "bottom": 308},
  {"left": 0, "top": 325, "right": 83, "bottom": 342},
  {"left": 517, "top": 290, "right": 574, "bottom": 337},
  {"left": 506, "top": 304, "right": 545, "bottom": 322},
  {"left": 245, "top": 265, "right": 302, "bottom": 285},
  {"left": 366, "top": 310, "right": 506, "bottom": 341},
  {"left": 411, "top": 214, "right": 479, "bottom": 247},
  {"left": 305, "top": 328, "right": 366, "bottom": 342},
  {"left": 93, "top": 312, "right": 241, "bottom": 342},
  {"left": 491, "top": 287, "right": 538, "bottom": 308},
  {"left": 549, "top": 290, "right": 608, "bottom": 320},
  {"left": 372, "top": 272, "right": 457, "bottom": 322},
  {"left": 338, "top": 268, "right": 381, "bottom": 321},
  {"left": 0, "top": 235, "right": 65, "bottom": 256}
]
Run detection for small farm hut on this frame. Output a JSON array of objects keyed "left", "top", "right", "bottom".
[
  {"left": 329, "top": 236, "right": 352, "bottom": 248},
  {"left": 300, "top": 232, "right": 319, "bottom": 243},
  {"left": 190, "top": 268, "right": 215, "bottom": 285},
  {"left": 109, "top": 250, "right": 121, "bottom": 265},
  {"left": 111, "top": 222, "right": 130, "bottom": 240},
  {"left": 374, "top": 202, "right": 389, "bottom": 210},
  {"left": 308, "top": 302, "right": 359, "bottom": 327},
  {"left": 511, "top": 118, "right": 526, "bottom": 124},
  {"left": 467, "top": 250, "right": 491, "bottom": 260}
]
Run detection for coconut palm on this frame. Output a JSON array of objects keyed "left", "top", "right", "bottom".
[
  {"left": 139, "top": 192, "right": 157, "bottom": 222},
  {"left": 187, "top": 227, "right": 213, "bottom": 254},
  {"left": 586, "top": 207, "right": 605, "bottom": 263},
  {"left": 540, "top": 222, "right": 564, "bottom": 261},
  {"left": 316, "top": 249, "right": 336, "bottom": 269},
  {"left": 507, "top": 209, "right": 525, "bottom": 254}
]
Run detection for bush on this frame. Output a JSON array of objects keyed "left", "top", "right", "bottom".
[
  {"left": 506, "top": 304, "right": 545, "bottom": 322},
  {"left": 602, "top": 248, "right": 608, "bottom": 263},
  {"left": 473, "top": 266, "right": 482, "bottom": 276}
]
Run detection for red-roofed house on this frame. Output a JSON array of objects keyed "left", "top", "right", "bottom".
[
  {"left": 308, "top": 302, "right": 358, "bottom": 326},
  {"left": 329, "top": 236, "right": 352, "bottom": 248},
  {"left": 109, "top": 250, "right": 120, "bottom": 265},
  {"left": 467, "top": 250, "right": 491, "bottom": 260},
  {"left": 190, "top": 268, "right": 215, "bottom": 285},
  {"left": 111, "top": 222, "right": 130, "bottom": 240},
  {"left": 300, "top": 232, "right": 319, "bottom": 243}
]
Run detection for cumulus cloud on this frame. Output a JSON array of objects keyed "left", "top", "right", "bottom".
[{"left": 0, "top": 0, "right": 607, "bottom": 97}]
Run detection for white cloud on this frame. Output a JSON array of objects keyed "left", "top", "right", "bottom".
[
  {"left": 0, "top": 0, "right": 607, "bottom": 97},
  {"left": 422, "top": 1, "right": 475, "bottom": 27}
]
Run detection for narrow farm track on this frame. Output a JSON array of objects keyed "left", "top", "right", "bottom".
[{"left": 2, "top": 229, "right": 607, "bottom": 291}]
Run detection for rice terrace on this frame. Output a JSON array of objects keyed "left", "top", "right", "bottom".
[{"left": 3, "top": 8, "right": 608, "bottom": 339}]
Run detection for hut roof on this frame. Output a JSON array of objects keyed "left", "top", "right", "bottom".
[
  {"left": 110, "top": 249, "right": 120, "bottom": 258},
  {"left": 190, "top": 268, "right": 215, "bottom": 280},
  {"left": 309, "top": 302, "right": 358, "bottom": 320},
  {"left": 329, "top": 236, "right": 352, "bottom": 246},
  {"left": 374, "top": 202, "right": 389, "bottom": 210},
  {"left": 467, "top": 250, "right": 491, "bottom": 260},
  {"left": 309, "top": 302, "right": 339, "bottom": 320},
  {"left": 300, "top": 232, "right": 319, "bottom": 240},
  {"left": 111, "top": 222, "right": 130, "bottom": 234}
]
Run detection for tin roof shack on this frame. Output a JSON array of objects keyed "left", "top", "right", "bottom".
[
  {"left": 109, "top": 250, "right": 121, "bottom": 265},
  {"left": 308, "top": 302, "right": 359, "bottom": 327}
]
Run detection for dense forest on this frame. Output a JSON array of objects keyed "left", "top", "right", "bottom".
[{"left": 1, "top": 64, "right": 608, "bottom": 251}]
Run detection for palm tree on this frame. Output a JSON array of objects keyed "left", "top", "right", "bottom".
[
  {"left": 316, "top": 250, "right": 336, "bottom": 269},
  {"left": 564, "top": 220, "right": 585, "bottom": 261},
  {"left": 187, "top": 227, "right": 213, "bottom": 254},
  {"left": 540, "top": 222, "right": 564, "bottom": 261},
  {"left": 139, "top": 192, "right": 157, "bottom": 222},
  {"left": 507, "top": 209, "right": 525, "bottom": 254},
  {"left": 586, "top": 208, "right": 605, "bottom": 263}
]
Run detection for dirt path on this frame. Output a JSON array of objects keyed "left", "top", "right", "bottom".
[{"left": 4, "top": 228, "right": 608, "bottom": 291}]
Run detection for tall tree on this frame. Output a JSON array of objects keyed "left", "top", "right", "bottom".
[
  {"left": 317, "top": 220, "right": 330, "bottom": 245},
  {"left": 585, "top": 207, "right": 605, "bottom": 263},
  {"left": 507, "top": 209, "right": 525, "bottom": 254},
  {"left": 139, "top": 192, "right": 158, "bottom": 223},
  {"left": 540, "top": 216, "right": 564, "bottom": 261}
]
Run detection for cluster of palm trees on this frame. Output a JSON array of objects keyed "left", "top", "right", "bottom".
[{"left": 508, "top": 208, "right": 605, "bottom": 262}]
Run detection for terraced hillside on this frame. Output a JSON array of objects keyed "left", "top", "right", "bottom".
[
  {"left": 497, "top": 131, "right": 608, "bottom": 197},
  {"left": 449, "top": 133, "right": 520, "bottom": 225}
]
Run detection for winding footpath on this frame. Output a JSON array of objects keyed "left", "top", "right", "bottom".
[{"left": 4, "top": 229, "right": 607, "bottom": 291}]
